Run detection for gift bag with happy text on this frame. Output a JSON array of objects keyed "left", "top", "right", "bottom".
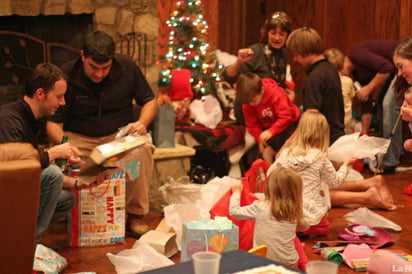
[{"left": 69, "top": 170, "right": 126, "bottom": 247}]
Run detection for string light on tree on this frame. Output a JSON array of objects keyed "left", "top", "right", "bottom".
[{"left": 158, "top": 0, "right": 222, "bottom": 97}]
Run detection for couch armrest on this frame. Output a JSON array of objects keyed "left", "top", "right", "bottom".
[
  {"left": 0, "top": 142, "right": 41, "bottom": 273},
  {"left": 0, "top": 142, "right": 39, "bottom": 162}
]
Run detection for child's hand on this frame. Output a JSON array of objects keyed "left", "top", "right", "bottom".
[
  {"left": 259, "top": 130, "right": 272, "bottom": 151},
  {"left": 404, "top": 139, "right": 412, "bottom": 151},
  {"left": 343, "top": 156, "right": 357, "bottom": 167},
  {"left": 401, "top": 101, "right": 412, "bottom": 121},
  {"left": 231, "top": 181, "right": 243, "bottom": 194},
  {"left": 356, "top": 85, "right": 372, "bottom": 101},
  {"left": 259, "top": 130, "right": 272, "bottom": 144},
  {"left": 258, "top": 142, "right": 265, "bottom": 154},
  {"left": 258, "top": 131, "right": 272, "bottom": 154}
]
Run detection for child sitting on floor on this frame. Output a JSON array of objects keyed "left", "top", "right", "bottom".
[
  {"left": 268, "top": 111, "right": 355, "bottom": 233},
  {"left": 235, "top": 72, "right": 300, "bottom": 163},
  {"left": 230, "top": 166, "right": 308, "bottom": 267},
  {"left": 268, "top": 112, "right": 397, "bottom": 234}
]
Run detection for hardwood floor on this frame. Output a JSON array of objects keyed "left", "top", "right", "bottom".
[{"left": 41, "top": 170, "right": 412, "bottom": 274}]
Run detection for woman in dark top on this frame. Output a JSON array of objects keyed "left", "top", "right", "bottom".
[{"left": 223, "top": 11, "right": 295, "bottom": 99}]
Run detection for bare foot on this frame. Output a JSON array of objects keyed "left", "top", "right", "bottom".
[
  {"left": 373, "top": 175, "right": 396, "bottom": 208},
  {"left": 369, "top": 166, "right": 383, "bottom": 174},
  {"left": 365, "top": 186, "right": 397, "bottom": 210}
]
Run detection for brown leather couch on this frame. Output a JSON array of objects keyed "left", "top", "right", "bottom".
[{"left": 0, "top": 143, "right": 41, "bottom": 273}]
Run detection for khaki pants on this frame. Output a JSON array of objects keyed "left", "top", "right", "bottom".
[{"left": 66, "top": 131, "right": 154, "bottom": 215}]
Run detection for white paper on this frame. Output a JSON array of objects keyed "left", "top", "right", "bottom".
[
  {"left": 107, "top": 242, "right": 174, "bottom": 274},
  {"left": 328, "top": 133, "right": 390, "bottom": 163},
  {"left": 344, "top": 207, "right": 402, "bottom": 232}
]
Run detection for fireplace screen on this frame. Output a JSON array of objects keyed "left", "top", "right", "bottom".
[
  {"left": 0, "top": 30, "right": 80, "bottom": 145},
  {"left": 0, "top": 30, "right": 79, "bottom": 106}
]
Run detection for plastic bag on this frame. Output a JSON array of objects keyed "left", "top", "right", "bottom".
[
  {"left": 106, "top": 241, "right": 174, "bottom": 273},
  {"left": 244, "top": 159, "right": 271, "bottom": 193},
  {"left": 190, "top": 95, "right": 223, "bottom": 129}
]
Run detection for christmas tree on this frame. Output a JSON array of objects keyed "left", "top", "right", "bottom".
[{"left": 158, "top": 0, "right": 222, "bottom": 97}]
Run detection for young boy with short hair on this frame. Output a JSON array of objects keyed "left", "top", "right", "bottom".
[
  {"left": 286, "top": 27, "right": 345, "bottom": 144},
  {"left": 235, "top": 72, "right": 299, "bottom": 163}
]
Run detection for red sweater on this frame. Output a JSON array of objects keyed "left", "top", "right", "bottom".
[{"left": 242, "top": 78, "right": 300, "bottom": 143}]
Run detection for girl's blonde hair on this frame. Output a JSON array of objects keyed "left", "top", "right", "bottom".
[
  {"left": 265, "top": 167, "right": 303, "bottom": 223},
  {"left": 289, "top": 111, "right": 330, "bottom": 157},
  {"left": 324, "top": 48, "right": 345, "bottom": 71}
]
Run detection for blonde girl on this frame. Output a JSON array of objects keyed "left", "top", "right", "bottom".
[
  {"left": 269, "top": 111, "right": 353, "bottom": 232},
  {"left": 230, "top": 167, "right": 306, "bottom": 266},
  {"left": 269, "top": 111, "right": 396, "bottom": 235}
]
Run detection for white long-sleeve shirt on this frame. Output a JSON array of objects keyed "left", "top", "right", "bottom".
[
  {"left": 229, "top": 193, "right": 298, "bottom": 266},
  {"left": 268, "top": 148, "right": 349, "bottom": 227}
]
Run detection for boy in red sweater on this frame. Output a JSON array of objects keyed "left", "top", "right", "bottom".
[{"left": 235, "top": 72, "right": 300, "bottom": 163}]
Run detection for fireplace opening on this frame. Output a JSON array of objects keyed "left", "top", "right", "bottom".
[
  {"left": 0, "top": 14, "right": 93, "bottom": 106},
  {"left": 0, "top": 14, "right": 93, "bottom": 49}
]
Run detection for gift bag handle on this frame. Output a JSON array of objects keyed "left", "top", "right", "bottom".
[
  {"left": 203, "top": 231, "right": 225, "bottom": 252},
  {"left": 88, "top": 179, "right": 111, "bottom": 198}
]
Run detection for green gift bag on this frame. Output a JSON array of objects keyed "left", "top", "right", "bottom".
[{"left": 152, "top": 105, "right": 175, "bottom": 148}]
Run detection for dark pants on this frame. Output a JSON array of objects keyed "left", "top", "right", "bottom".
[{"left": 266, "top": 121, "right": 297, "bottom": 152}]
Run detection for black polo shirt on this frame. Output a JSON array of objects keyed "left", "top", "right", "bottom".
[
  {"left": 49, "top": 54, "right": 154, "bottom": 137},
  {"left": 303, "top": 58, "right": 345, "bottom": 144}
]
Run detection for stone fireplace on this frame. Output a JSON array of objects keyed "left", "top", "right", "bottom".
[{"left": 0, "top": 0, "right": 159, "bottom": 105}]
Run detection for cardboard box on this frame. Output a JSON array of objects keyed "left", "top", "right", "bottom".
[{"left": 78, "top": 135, "right": 146, "bottom": 180}]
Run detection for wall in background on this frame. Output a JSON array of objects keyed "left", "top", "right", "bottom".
[
  {"left": 156, "top": 0, "right": 412, "bottom": 105},
  {"left": 217, "top": 0, "right": 412, "bottom": 55}
]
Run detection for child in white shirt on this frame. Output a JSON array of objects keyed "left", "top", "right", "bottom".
[{"left": 230, "top": 167, "right": 307, "bottom": 266}]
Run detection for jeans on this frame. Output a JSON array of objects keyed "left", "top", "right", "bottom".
[
  {"left": 52, "top": 189, "right": 75, "bottom": 223},
  {"left": 37, "top": 165, "right": 75, "bottom": 243},
  {"left": 382, "top": 77, "right": 403, "bottom": 167}
]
